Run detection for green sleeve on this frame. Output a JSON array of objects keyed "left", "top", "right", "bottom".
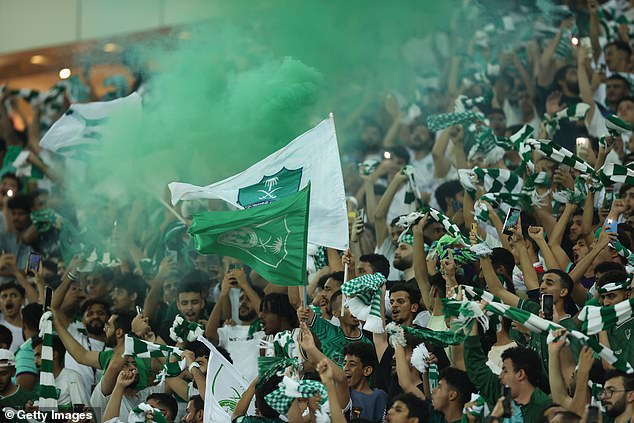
[
  {"left": 309, "top": 315, "right": 337, "bottom": 341},
  {"left": 98, "top": 350, "right": 114, "bottom": 370},
  {"left": 463, "top": 336, "right": 500, "bottom": 409},
  {"left": 518, "top": 298, "right": 540, "bottom": 315}
]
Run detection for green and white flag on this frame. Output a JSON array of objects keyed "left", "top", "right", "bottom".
[
  {"left": 578, "top": 299, "right": 634, "bottom": 335},
  {"left": 199, "top": 336, "right": 253, "bottom": 423},
  {"left": 341, "top": 273, "right": 386, "bottom": 333},
  {"left": 129, "top": 403, "right": 167, "bottom": 423},
  {"left": 38, "top": 311, "right": 57, "bottom": 410},
  {"left": 169, "top": 116, "right": 348, "bottom": 251},
  {"left": 190, "top": 185, "right": 310, "bottom": 286}
]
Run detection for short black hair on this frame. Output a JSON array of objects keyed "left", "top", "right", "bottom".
[
  {"left": 80, "top": 299, "right": 110, "bottom": 317},
  {"left": 391, "top": 393, "right": 429, "bottom": 423},
  {"left": 359, "top": 254, "right": 390, "bottom": 279},
  {"left": 7, "top": 193, "right": 31, "bottom": 213},
  {"left": 389, "top": 146, "right": 411, "bottom": 165},
  {"left": 595, "top": 262, "right": 625, "bottom": 275},
  {"left": 390, "top": 283, "right": 421, "bottom": 307},
  {"left": 616, "top": 96, "right": 634, "bottom": 111},
  {"left": 112, "top": 273, "right": 147, "bottom": 306},
  {"left": 607, "top": 74, "right": 631, "bottom": 91},
  {"left": 146, "top": 393, "right": 178, "bottom": 420},
  {"left": 491, "top": 247, "right": 515, "bottom": 276},
  {"left": 0, "top": 325, "right": 12, "bottom": 349},
  {"left": 22, "top": 303, "right": 43, "bottom": 332},
  {"left": 430, "top": 273, "right": 446, "bottom": 299},
  {"left": 435, "top": 180, "right": 463, "bottom": 213},
  {"left": 343, "top": 341, "right": 377, "bottom": 373},
  {"left": 544, "top": 269, "right": 573, "bottom": 296},
  {"left": 0, "top": 282, "right": 25, "bottom": 298},
  {"left": 181, "top": 270, "right": 210, "bottom": 286},
  {"left": 112, "top": 311, "right": 136, "bottom": 334},
  {"left": 439, "top": 367, "right": 476, "bottom": 407},
  {"left": 189, "top": 394, "right": 204, "bottom": 413},
  {"left": 329, "top": 271, "right": 345, "bottom": 283},
  {"left": 604, "top": 369, "right": 634, "bottom": 392},
  {"left": 501, "top": 346, "right": 543, "bottom": 388},
  {"left": 605, "top": 40, "right": 632, "bottom": 56},
  {"left": 554, "top": 65, "right": 575, "bottom": 85},
  {"left": 176, "top": 280, "right": 204, "bottom": 297},
  {"left": 260, "top": 293, "right": 299, "bottom": 328},
  {"left": 1, "top": 173, "right": 20, "bottom": 191}
]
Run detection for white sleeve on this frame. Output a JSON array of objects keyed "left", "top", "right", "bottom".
[
  {"left": 69, "top": 371, "right": 91, "bottom": 406},
  {"left": 89, "top": 381, "right": 109, "bottom": 411},
  {"left": 217, "top": 326, "right": 228, "bottom": 348}
]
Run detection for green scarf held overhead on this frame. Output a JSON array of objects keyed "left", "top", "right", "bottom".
[
  {"left": 264, "top": 376, "right": 327, "bottom": 415},
  {"left": 526, "top": 138, "right": 595, "bottom": 175},
  {"left": 435, "top": 234, "right": 478, "bottom": 265},
  {"left": 427, "top": 111, "right": 485, "bottom": 132},
  {"left": 169, "top": 314, "right": 205, "bottom": 343},
  {"left": 596, "top": 278, "right": 632, "bottom": 295},
  {"left": 597, "top": 162, "right": 634, "bottom": 187},
  {"left": 578, "top": 298, "right": 634, "bottom": 335},
  {"left": 543, "top": 103, "right": 590, "bottom": 136},
  {"left": 38, "top": 311, "right": 58, "bottom": 410},
  {"left": 420, "top": 207, "right": 468, "bottom": 245},
  {"left": 341, "top": 272, "right": 386, "bottom": 333},
  {"left": 129, "top": 402, "right": 168, "bottom": 423}
]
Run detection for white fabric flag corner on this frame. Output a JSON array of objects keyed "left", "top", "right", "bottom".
[
  {"left": 40, "top": 92, "right": 142, "bottom": 155},
  {"left": 169, "top": 115, "right": 349, "bottom": 250},
  {"left": 198, "top": 336, "right": 255, "bottom": 423}
]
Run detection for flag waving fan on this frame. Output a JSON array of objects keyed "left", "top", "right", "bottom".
[{"left": 169, "top": 116, "right": 348, "bottom": 251}]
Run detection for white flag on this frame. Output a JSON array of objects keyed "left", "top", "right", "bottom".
[
  {"left": 169, "top": 115, "right": 349, "bottom": 250},
  {"left": 39, "top": 92, "right": 142, "bottom": 155},
  {"left": 198, "top": 336, "right": 255, "bottom": 423}
]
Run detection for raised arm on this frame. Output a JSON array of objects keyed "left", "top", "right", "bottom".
[
  {"left": 102, "top": 370, "right": 137, "bottom": 422},
  {"left": 204, "top": 273, "right": 232, "bottom": 343},
  {"left": 480, "top": 256, "right": 520, "bottom": 307},
  {"left": 569, "top": 228, "right": 613, "bottom": 304},
  {"left": 317, "top": 359, "right": 346, "bottom": 423},
  {"left": 374, "top": 171, "right": 408, "bottom": 246},
  {"left": 143, "top": 257, "right": 175, "bottom": 321},
  {"left": 413, "top": 214, "right": 433, "bottom": 311},
  {"left": 52, "top": 308, "right": 101, "bottom": 369},
  {"left": 527, "top": 226, "right": 561, "bottom": 271},
  {"left": 395, "top": 344, "right": 425, "bottom": 399},
  {"left": 433, "top": 126, "right": 459, "bottom": 179},
  {"left": 549, "top": 203, "right": 577, "bottom": 269}
]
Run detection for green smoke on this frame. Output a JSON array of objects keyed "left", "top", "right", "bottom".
[{"left": 60, "top": 0, "right": 458, "bottom": 255}]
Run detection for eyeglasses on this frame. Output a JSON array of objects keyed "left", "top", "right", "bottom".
[{"left": 599, "top": 387, "right": 630, "bottom": 398}]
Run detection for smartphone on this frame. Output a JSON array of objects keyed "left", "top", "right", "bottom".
[
  {"left": 27, "top": 253, "right": 42, "bottom": 275},
  {"left": 576, "top": 137, "right": 590, "bottom": 157},
  {"left": 44, "top": 286, "right": 52, "bottom": 310},
  {"left": 604, "top": 189, "right": 615, "bottom": 210},
  {"left": 5, "top": 189, "right": 14, "bottom": 198},
  {"left": 606, "top": 218, "right": 619, "bottom": 234},
  {"left": 228, "top": 263, "right": 242, "bottom": 271},
  {"left": 502, "top": 386, "right": 512, "bottom": 417},
  {"left": 570, "top": 36, "right": 579, "bottom": 46},
  {"left": 502, "top": 207, "right": 522, "bottom": 235},
  {"left": 541, "top": 294, "right": 554, "bottom": 321},
  {"left": 358, "top": 208, "right": 365, "bottom": 222},
  {"left": 136, "top": 305, "right": 143, "bottom": 315},
  {"left": 383, "top": 151, "right": 392, "bottom": 160},
  {"left": 586, "top": 405, "right": 599, "bottom": 423}
]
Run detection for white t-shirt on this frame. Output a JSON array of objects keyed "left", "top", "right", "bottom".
[
  {"left": 56, "top": 368, "right": 91, "bottom": 409},
  {"left": 0, "top": 316, "right": 24, "bottom": 353},
  {"left": 486, "top": 341, "right": 518, "bottom": 374},
  {"left": 217, "top": 325, "right": 265, "bottom": 382},
  {"left": 65, "top": 321, "right": 107, "bottom": 391},
  {"left": 427, "top": 314, "right": 452, "bottom": 364},
  {"left": 90, "top": 380, "right": 164, "bottom": 423}
]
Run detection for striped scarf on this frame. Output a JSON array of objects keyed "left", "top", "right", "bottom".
[
  {"left": 129, "top": 403, "right": 168, "bottom": 423},
  {"left": 578, "top": 299, "right": 634, "bottom": 334},
  {"left": 526, "top": 138, "right": 595, "bottom": 175},
  {"left": 427, "top": 111, "right": 485, "bottom": 132},
  {"left": 435, "top": 234, "right": 478, "bottom": 265},
  {"left": 596, "top": 279, "right": 632, "bottom": 295},
  {"left": 483, "top": 302, "right": 634, "bottom": 373},
  {"left": 461, "top": 394, "right": 489, "bottom": 423},
  {"left": 422, "top": 207, "right": 468, "bottom": 245},
  {"left": 38, "top": 311, "right": 57, "bottom": 410},
  {"left": 124, "top": 335, "right": 184, "bottom": 358},
  {"left": 11, "top": 84, "right": 67, "bottom": 132},
  {"left": 169, "top": 314, "right": 205, "bottom": 343},
  {"left": 543, "top": 103, "right": 590, "bottom": 136},
  {"left": 597, "top": 163, "right": 634, "bottom": 187},
  {"left": 496, "top": 124, "right": 535, "bottom": 174},
  {"left": 341, "top": 273, "right": 386, "bottom": 333},
  {"left": 265, "top": 376, "right": 327, "bottom": 415},
  {"left": 257, "top": 356, "right": 298, "bottom": 388},
  {"left": 459, "top": 167, "right": 524, "bottom": 196}
]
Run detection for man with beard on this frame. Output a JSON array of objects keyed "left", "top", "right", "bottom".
[
  {"left": 205, "top": 269, "right": 264, "bottom": 382},
  {"left": 63, "top": 299, "right": 109, "bottom": 392},
  {"left": 110, "top": 273, "right": 147, "bottom": 314},
  {"left": 600, "top": 371, "right": 634, "bottom": 423},
  {"left": 389, "top": 235, "right": 417, "bottom": 292}
]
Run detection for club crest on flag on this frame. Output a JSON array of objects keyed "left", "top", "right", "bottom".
[
  {"left": 218, "top": 214, "right": 291, "bottom": 268},
  {"left": 237, "top": 167, "right": 302, "bottom": 208}
]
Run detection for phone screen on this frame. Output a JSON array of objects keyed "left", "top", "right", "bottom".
[
  {"left": 502, "top": 386, "right": 512, "bottom": 417},
  {"left": 604, "top": 190, "right": 615, "bottom": 210},
  {"left": 27, "top": 253, "right": 42, "bottom": 274},
  {"left": 44, "top": 287, "right": 52, "bottom": 310},
  {"left": 503, "top": 208, "right": 521, "bottom": 235},
  {"left": 541, "top": 294, "right": 554, "bottom": 321}
]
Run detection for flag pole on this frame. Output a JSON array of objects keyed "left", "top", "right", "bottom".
[
  {"left": 155, "top": 195, "right": 187, "bottom": 224},
  {"left": 342, "top": 262, "right": 348, "bottom": 316}
]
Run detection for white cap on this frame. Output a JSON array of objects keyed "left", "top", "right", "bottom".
[{"left": 0, "top": 349, "right": 15, "bottom": 367}]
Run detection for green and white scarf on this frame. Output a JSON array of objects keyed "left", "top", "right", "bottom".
[
  {"left": 257, "top": 356, "right": 298, "bottom": 388},
  {"left": 124, "top": 335, "right": 184, "bottom": 358},
  {"left": 129, "top": 403, "right": 168, "bottom": 423},
  {"left": 341, "top": 273, "right": 386, "bottom": 333},
  {"left": 265, "top": 376, "right": 327, "bottom": 415},
  {"left": 578, "top": 298, "right": 634, "bottom": 334},
  {"left": 427, "top": 111, "right": 485, "bottom": 132},
  {"left": 460, "top": 167, "right": 524, "bottom": 196},
  {"left": 543, "top": 103, "right": 590, "bottom": 136},
  {"left": 596, "top": 279, "right": 632, "bottom": 295},
  {"left": 169, "top": 314, "right": 205, "bottom": 343},
  {"left": 597, "top": 163, "right": 634, "bottom": 187},
  {"left": 38, "top": 311, "right": 57, "bottom": 410},
  {"left": 526, "top": 138, "right": 595, "bottom": 175},
  {"left": 422, "top": 207, "right": 468, "bottom": 245},
  {"left": 461, "top": 394, "right": 489, "bottom": 423}
]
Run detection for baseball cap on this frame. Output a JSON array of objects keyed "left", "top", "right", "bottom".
[{"left": 0, "top": 349, "right": 15, "bottom": 367}]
